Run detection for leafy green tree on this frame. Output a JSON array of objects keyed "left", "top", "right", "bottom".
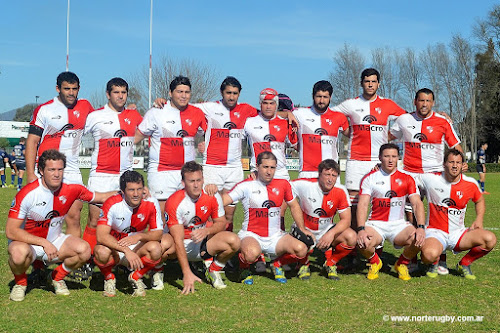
[{"left": 13, "top": 103, "right": 37, "bottom": 122}]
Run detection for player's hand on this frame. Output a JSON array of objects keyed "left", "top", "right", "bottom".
[
  {"left": 470, "top": 220, "right": 483, "bottom": 230},
  {"left": 142, "top": 186, "right": 151, "bottom": 199},
  {"left": 301, "top": 228, "right": 316, "bottom": 242},
  {"left": 462, "top": 162, "right": 468, "bottom": 172},
  {"left": 371, "top": 163, "right": 381, "bottom": 172},
  {"left": 191, "top": 229, "right": 209, "bottom": 243},
  {"left": 357, "top": 229, "right": 370, "bottom": 249},
  {"left": 125, "top": 250, "right": 143, "bottom": 271},
  {"left": 118, "top": 234, "right": 142, "bottom": 247},
  {"left": 247, "top": 171, "right": 257, "bottom": 180},
  {"left": 288, "top": 112, "right": 298, "bottom": 132},
  {"left": 43, "top": 241, "right": 59, "bottom": 261},
  {"left": 181, "top": 270, "right": 202, "bottom": 295},
  {"left": 436, "top": 111, "right": 453, "bottom": 123},
  {"left": 316, "top": 232, "right": 334, "bottom": 250},
  {"left": 154, "top": 98, "right": 167, "bottom": 108},
  {"left": 204, "top": 184, "right": 219, "bottom": 196},
  {"left": 414, "top": 228, "right": 426, "bottom": 248}
]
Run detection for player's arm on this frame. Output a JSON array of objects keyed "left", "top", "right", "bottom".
[
  {"left": 6, "top": 217, "right": 59, "bottom": 261},
  {"left": 356, "top": 194, "right": 371, "bottom": 249},
  {"left": 317, "top": 208, "right": 351, "bottom": 250},
  {"left": 409, "top": 194, "right": 426, "bottom": 247},
  {"left": 25, "top": 133, "right": 41, "bottom": 183},
  {"left": 90, "top": 191, "right": 119, "bottom": 204},
  {"left": 190, "top": 215, "right": 227, "bottom": 243},
  {"left": 169, "top": 223, "right": 202, "bottom": 294},
  {"left": 96, "top": 224, "right": 144, "bottom": 271},
  {"left": 287, "top": 198, "right": 314, "bottom": 238},
  {"left": 134, "top": 128, "right": 146, "bottom": 145},
  {"left": 277, "top": 111, "right": 298, "bottom": 129},
  {"left": 221, "top": 192, "right": 234, "bottom": 206},
  {"left": 470, "top": 196, "right": 485, "bottom": 230}
]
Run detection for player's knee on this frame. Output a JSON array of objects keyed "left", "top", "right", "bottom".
[
  {"left": 147, "top": 241, "right": 162, "bottom": 260},
  {"left": 226, "top": 233, "right": 241, "bottom": 251},
  {"left": 74, "top": 240, "right": 91, "bottom": 261},
  {"left": 344, "top": 228, "right": 357, "bottom": 246},
  {"left": 94, "top": 245, "right": 111, "bottom": 263},
  {"left": 483, "top": 231, "right": 497, "bottom": 249},
  {"left": 421, "top": 247, "right": 439, "bottom": 264},
  {"left": 9, "top": 245, "right": 32, "bottom": 265},
  {"left": 294, "top": 241, "right": 308, "bottom": 257}
]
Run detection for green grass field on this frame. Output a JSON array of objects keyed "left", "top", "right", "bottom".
[{"left": 1, "top": 170, "right": 499, "bottom": 332}]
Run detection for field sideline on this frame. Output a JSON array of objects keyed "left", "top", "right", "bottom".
[{"left": 0, "top": 170, "right": 499, "bottom": 332}]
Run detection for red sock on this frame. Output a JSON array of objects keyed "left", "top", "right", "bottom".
[
  {"left": 459, "top": 246, "right": 490, "bottom": 266},
  {"left": 258, "top": 253, "right": 266, "bottom": 262},
  {"left": 239, "top": 253, "right": 251, "bottom": 269},
  {"left": 328, "top": 243, "right": 355, "bottom": 266},
  {"left": 324, "top": 248, "right": 333, "bottom": 263},
  {"left": 209, "top": 260, "right": 224, "bottom": 272},
  {"left": 131, "top": 257, "right": 160, "bottom": 280},
  {"left": 396, "top": 254, "right": 411, "bottom": 266},
  {"left": 82, "top": 226, "right": 97, "bottom": 255},
  {"left": 14, "top": 273, "right": 28, "bottom": 286},
  {"left": 33, "top": 260, "right": 45, "bottom": 270},
  {"left": 369, "top": 253, "right": 381, "bottom": 265},
  {"left": 94, "top": 257, "right": 116, "bottom": 280},
  {"left": 52, "top": 263, "right": 71, "bottom": 281},
  {"left": 273, "top": 254, "right": 301, "bottom": 268}
]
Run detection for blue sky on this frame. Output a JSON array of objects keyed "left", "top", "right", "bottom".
[{"left": 0, "top": 0, "right": 497, "bottom": 114}]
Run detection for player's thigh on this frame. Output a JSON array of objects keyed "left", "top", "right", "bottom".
[
  {"left": 456, "top": 228, "right": 497, "bottom": 250},
  {"left": 207, "top": 231, "right": 240, "bottom": 254},
  {"left": 67, "top": 200, "right": 83, "bottom": 220},
  {"left": 365, "top": 226, "right": 383, "bottom": 248},
  {"left": 58, "top": 235, "right": 90, "bottom": 259},
  {"left": 421, "top": 237, "right": 444, "bottom": 261},
  {"left": 333, "top": 227, "right": 357, "bottom": 246},
  {"left": 393, "top": 225, "right": 416, "bottom": 247},
  {"left": 135, "top": 240, "right": 161, "bottom": 257},
  {"left": 8, "top": 241, "right": 34, "bottom": 263},
  {"left": 275, "top": 234, "right": 307, "bottom": 257}
]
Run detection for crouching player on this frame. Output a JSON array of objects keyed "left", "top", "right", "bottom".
[
  {"left": 222, "top": 151, "right": 313, "bottom": 285},
  {"left": 421, "top": 149, "right": 497, "bottom": 279},
  {"left": 94, "top": 170, "right": 163, "bottom": 297},
  {"left": 6, "top": 149, "right": 115, "bottom": 301},
  {"left": 166, "top": 161, "right": 240, "bottom": 294},
  {"left": 357, "top": 143, "right": 426, "bottom": 281},
  {"left": 292, "top": 159, "right": 356, "bottom": 280}
]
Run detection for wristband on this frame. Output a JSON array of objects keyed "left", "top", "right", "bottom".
[
  {"left": 417, "top": 225, "right": 425, "bottom": 229},
  {"left": 357, "top": 226, "right": 365, "bottom": 232}
]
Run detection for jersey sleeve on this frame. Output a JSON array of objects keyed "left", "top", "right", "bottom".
[
  {"left": 165, "top": 197, "right": 182, "bottom": 228},
  {"left": 334, "top": 99, "right": 352, "bottom": 116},
  {"left": 29, "top": 105, "right": 46, "bottom": 136},
  {"left": 283, "top": 181, "right": 296, "bottom": 203},
  {"left": 444, "top": 120, "right": 460, "bottom": 148},
  {"left": 148, "top": 198, "right": 164, "bottom": 231},
  {"left": 390, "top": 117, "right": 403, "bottom": 139},
  {"left": 8, "top": 192, "right": 30, "bottom": 220},
  {"left": 211, "top": 193, "right": 225, "bottom": 219},
  {"left": 97, "top": 199, "right": 114, "bottom": 227},
  {"left": 406, "top": 174, "right": 420, "bottom": 197},
  {"left": 359, "top": 174, "right": 372, "bottom": 196},
  {"left": 137, "top": 109, "right": 157, "bottom": 137},
  {"left": 336, "top": 186, "right": 351, "bottom": 212},
  {"left": 76, "top": 185, "right": 96, "bottom": 203},
  {"left": 389, "top": 100, "right": 406, "bottom": 117},
  {"left": 339, "top": 113, "right": 349, "bottom": 132},
  {"left": 228, "top": 182, "right": 246, "bottom": 203},
  {"left": 83, "top": 113, "right": 96, "bottom": 136}
]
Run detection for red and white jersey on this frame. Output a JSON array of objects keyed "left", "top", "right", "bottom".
[
  {"left": 390, "top": 111, "right": 460, "bottom": 173},
  {"left": 291, "top": 178, "right": 350, "bottom": 233},
  {"left": 360, "top": 169, "right": 419, "bottom": 222},
  {"left": 335, "top": 95, "right": 405, "bottom": 161},
  {"left": 197, "top": 101, "right": 258, "bottom": 167},
  {"left": 8, "top": 179, "right": 95, "bottom": 242},
  {"left": 84, "top": 104, "right": 142, "bottom": 176},
  {"left": 244, "top": 114, "right": 296, "bottom": 171},
  {"left": 229, "top": 178, "right": 295, "bottom": 237},
  {"left": 421, "top": 173, "right": 481, "bottom": 234},
  {"left": 292, "top": 107, "right": 348, "bottom": 172},
  {"left": 30, "top": 97, "right": 94, "bottom": 173},
  {"left": 138, "top": 101, "right": 206, "bottom": 172},
  {"left": 165, "top": 190, "right": 225, "bottom": 239},
  {"left": 98, "top": 194, "right": 163, "bottom": 241}
]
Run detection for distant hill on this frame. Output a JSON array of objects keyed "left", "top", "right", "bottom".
[{"left": 0, "top": 109, "right": 17, "bottom": 121}]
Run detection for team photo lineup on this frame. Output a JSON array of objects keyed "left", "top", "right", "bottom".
[{"left": 6, "top": 68, "right": 498, "bottom": 302}]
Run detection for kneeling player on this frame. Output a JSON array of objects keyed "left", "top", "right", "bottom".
[
  {"left": 421, "top": 149, "right": 497, "bottom": 279},
  {"left": 6, "top": 149, "right": 115, "bottom": 301},
  {"left": 94, "top": 171, "right": 163, "bottom": 297},
  {"left": 357, "top": 144, "right": 426, "bottom": 281},
  {"left": 167, "top": 161, "right": 240, "bottom": 294},
  {"left": 222, "top": 151, "right": 313, "bottom": 285},
  {"left": 292, "top": 159, "right": 356, "bottom": 280}
]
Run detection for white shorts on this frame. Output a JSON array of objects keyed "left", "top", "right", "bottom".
[
  {"left": 366, "top": 219, "right": 412, "bottom": 247},
  {"left": 148, "top": 170, "right": 183, "bottom": 201},
  {"left": 203, "top": 165, "right": 243, "bottom": 191},
  {"left": 308, "top": 224, "right": 336, "bottom": 246},
  {"left": 87, "top": 174, "right": 121, "bottom": 192},
  {"left": 345, "top": 160, "right": 379, "bottom": 191},
  {"left": 30, "top": 234, "right": 70, "bottom": 265},
  {"left": 426, "top": 227, "right": 468, "bottom": 253},
  {"left": 237, "top": 230, "right": 286, "bottom": 256},
  {"left": 117, "top": 242, "right": 141, "bottom": 266},
  {"left": 183, "top": 239, "right": 203, "bottom": 261}
]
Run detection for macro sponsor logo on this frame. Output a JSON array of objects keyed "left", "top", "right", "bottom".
[
  {"left": 262, "top": 200, "right": 277, "bottom": 208},
  {"left": 441, "top": 198, "right": 457, "bottom": 206},
  {"left": 188, "top": 216, "right": 202, "bottom": 227},
  {"left": 264, "top": 134, "right": 276, "bottom": 142},
  {"left": 378, "top": 200, "right": 402, "bottom": 207},
  {"left": 413, "top": 133, "right": 428, "bottom": 141},
  {"left": 314, "top": 128, "right": 328, "bottom": 136},
  {"left": 107, "top": 140, "right": 133, "bottom": 147},
  {"left": 163, "top": 139, "right": 195, "bottom": 147},
  {"left": 363, "top": 115, "right": 377, "bottom": 123},
  {"left": 223, "top": 122, "right": 237, "bottom": 130},
  {"left": 314, "top": 208, "right": 327, "bottom": 216},
  {"left": 114, "top": 129, "right": 128, "bottom": 138},
  {"left": 177, "top": 129, "right": 189, "bottom": 138},
  {"left": 354, "top": 124, "right": 383, "bottom": 132},
  {"left": 408, "top": 142, "right": 436, "bottom": 149},
  {"left": 122, "top": 226, "right": 138, "bottom": 234},
  {"left": 215, "top": 129, "right": 241, "bottom": 139},
  {"left": 45, "top": 210, "right": 61, "bottom": 219},
  {"left": 385, "top": 190, "right": 397, "bottom": 198},
  {"left": 256, "top": 210, "right": 280, "bottom": 218},
  {"left": 307, "top": 136, "right": 336, "bottom": 145}
]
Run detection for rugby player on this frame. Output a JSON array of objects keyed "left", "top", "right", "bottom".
[
  {"left": 476, "top": 142, "right": 489, "bottom": 194},
  {"left": 421, "top": 149, "right": 497, "bottom": 279},
  {"left": 13, "top": 137, "right": 26, "bottom": 190},
  {"left": 165, "top": 161, "right": 240, "bottom": 294},
  {"left": 6, "top": 150, "right": 115, "bottom": 301},
  {"left": 356, "top": 143, "right": 426, "bottom": 281},
  {"left": 94, "top": 170, "right": 163, "bottom": 297}
]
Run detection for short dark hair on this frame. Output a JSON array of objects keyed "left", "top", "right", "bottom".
[
  {"left": 360, "top": 68, "right": 380, "bottom": 83},
  {"left": 256, "top": 151, "right": 277, "bottom": 166},
  {"left": 379, "top": 143, "right": 400, "bottom": 157},
  {"left": 106, "top": 77, "right": 129, "bottom": 93},
  {"left": 169, "top": 76, "right": 191, "bottom": 92},
  {"left": 119, "top": 170, "right": 144, "bottom": 192},
  {"left": 19, "top": 137, "right": 26, "bottom": 143},
  {"left": 312, "top": 80, "right": 333, "bottom": 97},
  {"left": 220, "top": 76, "right": 242, "bottom": 93},
  {"left": 444, "top": 148, "right": 465, "bottom": 163},
  {"left": 415, "top": 88, "right": 435, "bottom": 101},
  {"left": 38, "top": 149, "right": 66, "bottom": 173},
  {"left": 181, "top": 161, "right": 203, "bottom": 180},
  {"left": 318, "top": 159, "right": 340, "bottom": 175},
  {"left": 57, "top": 71, "right": 80, "bottom": 88}
]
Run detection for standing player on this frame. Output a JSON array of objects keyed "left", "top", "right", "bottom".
[
  {"left": 335, "top": 69, "right": 406, "bottom": 228},
  {"left": 421, "top": 149, "right": 497, "bottom": 279},
  {"left": 6, "top": 150, "right": 115, "bottom": 301},
  {"left": 26, "top": 72, "right": 94, "bottom": 236},
  {"left": 222, "top": 152, "right": 313, "bottom": 285},
  {"left": 0, "top": 146, "right": 10, "bottom": 187},
  {"left": 83, "top": 77, "right": 143, "bottom": 257},
  {"left": 94, "top": 171, "right": 163, "bottom": 297},
  {"left": 292, "top": 80, "right": 349, "bottom": 179},
  {"left": 292, "top": 159, "right": 356, "bottom": 280},
  {"left": 476, "top": 142, "right": 489, "bottom": 194},
  {"left": 13, "top": 137, "right": 26, "bottom": 190},
  {"left": 135, "top": 76, "right": 207, "bottom": 215},
  {"left": 357, "top": 144, "right": 426, "bottom": 281},
  {"left": 166, "top": 161, "right": 240, "bottom": 294}
]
